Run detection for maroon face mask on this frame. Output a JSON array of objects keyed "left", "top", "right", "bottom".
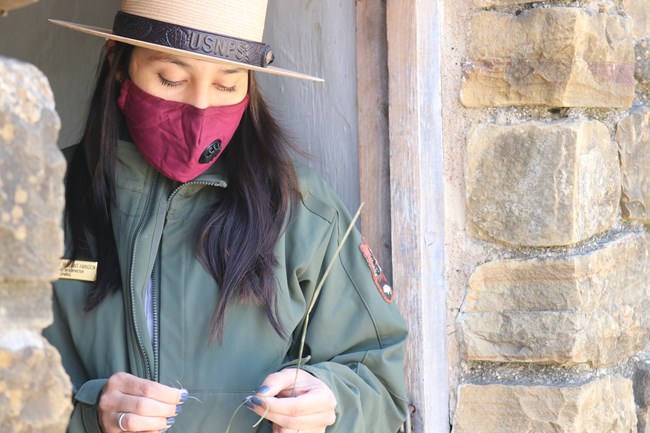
[{"left": 117, "top": 79, "right": 249, "bottom": 183}]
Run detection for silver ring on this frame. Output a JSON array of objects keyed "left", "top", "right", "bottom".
[{"left": 118, "top": 412, "right": 128, "bottom": 432}]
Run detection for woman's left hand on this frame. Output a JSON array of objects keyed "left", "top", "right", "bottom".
[{"left": 246, "top": 368, "right": 337, "bottom": 433}]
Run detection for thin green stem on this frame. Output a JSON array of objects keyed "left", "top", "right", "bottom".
[
  {"left": 224, "top": 397, "right": 270, "bottom": 433},
  {"left": 252, "top": 399, "right": 270, "bottom": 428},
  {"left": 292, "top": 203, "right": 365, "bottom": 396},
  {"left": 224, "top": 204, "right": 366, "bottom": 432},
  {"left": 224, "top": 400, "right": 248, "bottom": 433}
]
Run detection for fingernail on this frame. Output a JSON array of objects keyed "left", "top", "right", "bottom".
[
  {"left": 166, "top": 417, "right": 176, "bottom": 425},
  {"left": 244, "top": 396, "right": 255, "bottom": 409},
  {"left": 175, "top": 405, "right": 183, "bottom": 414},
  {"left": 251, "top": 396, "right": 263, "bottom": 407},
  {"left": 256, "top": 385, "right": 270, "bottom": 394},
  {"left": 179, "top": 391, "right": 189, "bottom": 403}
]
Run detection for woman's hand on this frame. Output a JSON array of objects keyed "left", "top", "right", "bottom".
[
  {"left": 246, "top": 368, "right": 337, "bottom": 433},
  {"left": 98, "top": 372, "right": 185, "bottom": 433}
]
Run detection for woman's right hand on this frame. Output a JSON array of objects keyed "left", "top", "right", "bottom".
[{"left": 98, "top": 372, "right": 186, "bottom": 433}]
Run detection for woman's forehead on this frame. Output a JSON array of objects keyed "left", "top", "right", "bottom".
[{"left": 133, "top": 47, "right": 247, "bottom": 75}]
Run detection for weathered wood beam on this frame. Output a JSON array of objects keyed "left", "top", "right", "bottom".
[
  {"left": 356, "top": 0, "right": 392, "bottom": 278},
  {"left": 386, "top": 0, "right": 449, "bottom": 432}
]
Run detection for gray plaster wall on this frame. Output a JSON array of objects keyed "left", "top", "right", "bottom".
[
  {"left": 261, "top": 1, "right": 360, "bottom": 209},
  {"left": 0, "top": 0, "right": 114, "bottom": 148},
  {"left": 0, "top": 0, "right": 360, "bottom": 210}
]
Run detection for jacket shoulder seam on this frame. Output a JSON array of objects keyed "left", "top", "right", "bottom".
[{"left": 301, "top": 190, "right": 336, "bottom": 223}]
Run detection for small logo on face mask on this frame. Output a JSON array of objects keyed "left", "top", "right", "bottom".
[{"left": 199, "top": 139, "right": 223, "bottom": 164}]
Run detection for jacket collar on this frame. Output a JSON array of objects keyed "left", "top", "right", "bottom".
[{"left": 116, "top": 139, "right": 229, "bottom": 192}]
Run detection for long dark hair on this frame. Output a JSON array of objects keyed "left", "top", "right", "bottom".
[{"left": 65, "top": 42, "right": 300, "bottom": 340}]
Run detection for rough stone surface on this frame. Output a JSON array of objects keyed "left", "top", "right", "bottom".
[
  {"left": 459, "top": 232, "right": 650, "bottom": 366},
  {"left": 639, "top": 407, "right": 650, "bottom": 433},
  {"left": 634, "top": 364, "right": 650, "bottom": 409},
  {"left": 0, "top": 57, "right": 65, "bottom": 283},
  {"left": 621, "top": 0, "right": 650, "bottom": 39},
  {"left": 466, "top": 120, "right": 620, "bottom": 247},
  {"left": 617, "top": 109, "right": 650, "bottom": 222},
  {"left": 0, "top": 57, "right": 70, "bottom": 432},
  {"left": 473, "top": 0, "right": 535, "bottom": 6},
  {"left": 474, "top": 0, "right": 617, "bottom": 8},
  {"left": 461, "top": 9, "right": 635, "bottom": 108},
  {"left": 0, "top": 331, "right": 72, "bottom": 433},
  {"left": 0, "top": 282, "right": 53, "bottom": 330},
  {"left": 635, "top": 39, "right": 650, "bottom": 83},
  {"left": 453, "top": 376, "right": 636, "bottom": 433}
]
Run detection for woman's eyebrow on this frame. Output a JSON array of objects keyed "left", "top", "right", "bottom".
[
  {"left": 146, "top": 54, "right": 246, "bottom": 75},
  {"left": 148, "top": 53, "right": 192, "bottom": 69},
  {"left": 222, "top": 67, "right": 246, "bottom": 75}
]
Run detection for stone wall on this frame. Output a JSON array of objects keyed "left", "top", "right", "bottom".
[
  {"left": 453, "top": 1, "right": 650, "bottom": 432},
  {"left": 0, "top": 55, "right": 71, "bottom": 431}
]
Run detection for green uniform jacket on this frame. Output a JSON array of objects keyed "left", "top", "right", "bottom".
[{"left": 44, "top": 140, "right": 409, "bottom": 433}]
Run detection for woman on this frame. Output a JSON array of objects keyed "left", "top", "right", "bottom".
[{"left": 45, "top": 1, "right": 409, "bottom": 433}]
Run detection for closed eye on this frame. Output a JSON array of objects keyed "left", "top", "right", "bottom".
[
  {"left": 158, "top": 74, "right": 183, "bottom": 87},
  {"left": 215, "top": 83, "right": 237, "bottom": 93}
]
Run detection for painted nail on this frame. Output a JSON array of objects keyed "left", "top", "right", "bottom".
[
  {"left": 243, "top": 397, "right": 255, "bottom": 409},
  {"left": 250, "top": 396, "right": 263, "bottom": 407},
  {"left": 166, "top": 417, "right": 176, "bottom": 425},
  {"left": 175, "top": 405, "right": 183, "bottom": 414},
  {"left": 256, "top": 385, "right": 270, "bottom": 394},
  {"left": 179, "top": 392, "right": 189, "bottom": 403}
]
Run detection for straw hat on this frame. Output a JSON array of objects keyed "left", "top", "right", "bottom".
[
  {"left": 1, "top": 0, "right": 39, "bottom": 16},
  {"left": 49, "top": 0, "right": 322, "bottom": 81}
]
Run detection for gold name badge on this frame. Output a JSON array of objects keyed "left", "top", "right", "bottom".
[{"left": 58, "top": 260, "right": 98, "bottom": 282}]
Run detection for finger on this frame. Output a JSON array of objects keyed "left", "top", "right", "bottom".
[
  {"left": 257, "top": 369, "right": 308, "bottom": 397},
  {"left": 115, "top": 412, "right": 171, "bottom": 433},
  {"left": 275, "top": 385, "right": 311, "bottom": 398},
  {"left": 114, "top": 394, "right": 180, "bottom": 418},
  {"left": 111, "top": 372, "right": 187, "bottom": 404},
  {"left": 251, "top": 390, "right": 336, "bottom": 417},
  {"left": 256, "top": 406, "right": 335, "bottom": 432},
  {"left": 245, "top": 394, "right": 336, "bottom": 430},
  {"left": 273, "top": 424, "right": 311, "bottom": 433},
  {"left": 274, "top": 427, "right": 326, "bottom": 433}
]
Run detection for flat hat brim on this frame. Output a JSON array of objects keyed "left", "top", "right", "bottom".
[{"left": 49, "top": 19, "right": 324, "bottom": 82}]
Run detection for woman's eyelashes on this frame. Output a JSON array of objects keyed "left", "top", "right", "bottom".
[
  {"left": 158, "top": 74, "right": 183, "bottom": 87},
  {"left": 157, "top": 74, "right": 237, "bottom": 93},
  {"left": 214, "top": 83, "right": 237, "bottom": 93}
]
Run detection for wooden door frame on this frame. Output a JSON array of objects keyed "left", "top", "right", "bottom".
[{"left": 357, "top": 1, "right": 449, "bottom": 432}]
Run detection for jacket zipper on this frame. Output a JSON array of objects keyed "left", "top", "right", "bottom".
[
  {"left": 128, "top": 172, "right": 160, "bottom": 381},
  {"left": 133, "top": 177, "right": 225, "bottom": 381},
  {"left": 151, "top": 259, "right": 160, "bottom": 382},
  {"left": 167, "top": 179, "right": 226, "bottom": 205}
]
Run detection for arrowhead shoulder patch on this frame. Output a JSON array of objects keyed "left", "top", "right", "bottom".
[{"left": 359, "top": 239, "right": 393, "bottom": 303}]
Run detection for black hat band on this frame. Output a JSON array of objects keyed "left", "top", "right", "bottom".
[{"left": 112, "top": 11, "right": 275, "bottom": 68}]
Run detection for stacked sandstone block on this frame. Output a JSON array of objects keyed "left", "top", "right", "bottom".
[
  {"left": 0, "top": 57, "right": 71, "bottom": 431},
  {"left": 455, "top": 1, "right": 650, "bottom": 432}
]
